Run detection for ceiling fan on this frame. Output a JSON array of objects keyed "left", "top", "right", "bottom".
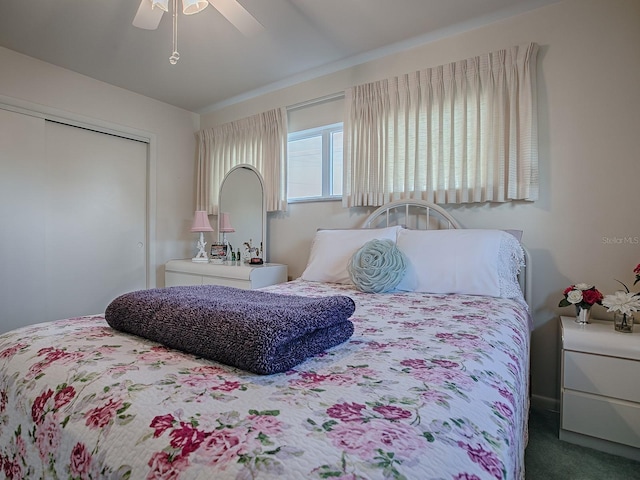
[{"left": 133, "top": 0, "right": 264, "bottom": 64}]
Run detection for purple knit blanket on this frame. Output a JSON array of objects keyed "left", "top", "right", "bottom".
[{"left": 105, "top": 285, "right": 355, "bottom": 375}]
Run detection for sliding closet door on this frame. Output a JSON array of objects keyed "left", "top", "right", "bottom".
[
  {"left": 43, "top": 121, "right": 147, "bottom": 321},
  {"left": 0, "top": 108, "right": 47, "bottom": 331}
]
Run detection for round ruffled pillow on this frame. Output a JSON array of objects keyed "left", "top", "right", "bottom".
[{"left": 348, "top": 239, "right": 407, "bottom": 293}]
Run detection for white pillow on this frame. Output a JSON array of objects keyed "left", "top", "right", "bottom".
[
  {"left": 301, "top": 226, "right": 402, "bottom": 284},
  {"left": 396, "top": 229, "right": 524, "bottom": 298}
]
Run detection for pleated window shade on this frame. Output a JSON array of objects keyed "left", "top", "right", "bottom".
[
  {"left": 196, "top": 107, "right": 288, "bottom": 214},
  {"left": 343, "top": 43, "right": 539, "bottom": 207}
]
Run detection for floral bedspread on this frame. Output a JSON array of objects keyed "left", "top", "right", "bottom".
[{"left": 0, "top": 280, "right": 530, "bottom": 480}]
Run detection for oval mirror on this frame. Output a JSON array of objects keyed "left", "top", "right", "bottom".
[{"left": 218, "top": 164, "right": 266, "bottom": 261}]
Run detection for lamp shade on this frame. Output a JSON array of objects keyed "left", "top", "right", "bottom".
[
  {"left": 151, "top": 0, "right": 169, "bottom": 12},
  {"left": 190, "top": 211, "right": 214, "bottom": 232},
  {"left": 182, "top": 0, "right": 208, "bottom": 14},
  {"left": 219, "top": 212, "right": 235, "bottom": 233}
]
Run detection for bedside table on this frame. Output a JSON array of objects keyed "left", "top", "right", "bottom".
[
  {"left": 165, "top": 259, "right": 287, "bottom": 290},
  {"left": 559, "top": 316, "right": 640, "bottom": 461}
]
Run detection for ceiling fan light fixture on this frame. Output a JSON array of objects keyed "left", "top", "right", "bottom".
[
  {"left": 151, "top": 0, "right": 169, "bottom": 12},
  {"left": 182, "top": 0, "right": 208, "bottom": 15},
  {"left": 133, "top": 0, "right": 263, "bottom": 63}
]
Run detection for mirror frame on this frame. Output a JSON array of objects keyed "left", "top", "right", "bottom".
[{"left": 218, "top": 164, "right": 267, "bottom": 261}]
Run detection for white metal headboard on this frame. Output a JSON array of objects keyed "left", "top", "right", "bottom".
[
  {"left": 364, "top": 199, "right": 461, "bottom": 230},
  {"left": 363, "top": 199, "right": 531, "bottom": 307}
]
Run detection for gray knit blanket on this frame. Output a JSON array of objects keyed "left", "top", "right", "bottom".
[{"left": 104, "top": 285, "right": 355, "bottom": 375}]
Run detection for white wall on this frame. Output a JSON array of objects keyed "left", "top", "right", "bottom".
[
  {"left": 201, "top": 0, "right": 640, "bottom": 407},
  {"left": 0, "top": 46, "right": 200, "bottom": 288}
]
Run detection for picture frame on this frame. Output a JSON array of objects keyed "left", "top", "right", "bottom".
[{"left": 210, "top": 243, "right": 227, "bottom": 263}]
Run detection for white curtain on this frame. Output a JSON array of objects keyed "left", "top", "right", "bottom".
[
  {"left": 196, "top": 108, "right": 287, "bottom": 214},
  {"left": 343, "top": 43, "right": 538, "bottom": 207}
]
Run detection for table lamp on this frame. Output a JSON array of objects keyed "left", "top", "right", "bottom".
[
  {"left": 219, "top": 212, "right": 235, "bottom": 258},
  {"left": 190, "top": 210, "right": 213, "bottom": 263}
]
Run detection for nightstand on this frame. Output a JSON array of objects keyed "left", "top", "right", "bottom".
[
  {"left": 165, "top": 259, "right": 287, "bottom": 290},
  {"left": 559, "top": 316, "right": 640, "bottom": 461}
]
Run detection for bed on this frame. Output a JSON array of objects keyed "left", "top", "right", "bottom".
[{"left": 0, "top": 201, "right": 531, "bottom": 480}]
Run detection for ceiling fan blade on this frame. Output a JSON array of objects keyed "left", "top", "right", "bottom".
[
  {"left": 208, "top": 0, "right": 264, "bottom": 37},
  {"left": 133, "top": 0, "right": 165, "bottom": 30}
]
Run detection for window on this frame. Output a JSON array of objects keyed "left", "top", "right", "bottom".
[{"left": 287, "top": 123, "right": 343, "bottom": 201}]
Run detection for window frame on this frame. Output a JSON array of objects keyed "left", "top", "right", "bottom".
[{"left": 287, "top": 122, "right": 343, "bottom": 203}]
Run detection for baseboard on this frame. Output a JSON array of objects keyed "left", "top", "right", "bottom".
[
  {"left": 559, "top": 429, "right": 640, "bottom": 462},
  {"left": 531, "top": 394, "right": 559, "bottom": 412}
]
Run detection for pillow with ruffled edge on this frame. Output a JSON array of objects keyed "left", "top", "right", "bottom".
[
  {"left": 395, "top": 229, "right": 525, "bottom": 300},
  {"left": 348, "top": 239, "right": 408, "bottom": 293},
  {"left": 301, "top": 226, "right": 402, "bottom": 284}
]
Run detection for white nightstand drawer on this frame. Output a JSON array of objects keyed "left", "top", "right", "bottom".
[
  {"left": 562, "top": 390, "right": 640, "bottom": 448},
  {"left": 564, "top": 351, "right": 640, "bottom": 402}
]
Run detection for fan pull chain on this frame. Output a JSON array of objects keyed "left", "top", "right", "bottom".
[{"left": 169, "top": 0, "right": 180, "bottom": 64}]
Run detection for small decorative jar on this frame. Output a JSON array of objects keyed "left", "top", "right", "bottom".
[
  {"left": 613, "top": 312, "right": 634, "bottom": 333},
  {"left": 575, "top": 306, "right": 591, "bottom": 324}
]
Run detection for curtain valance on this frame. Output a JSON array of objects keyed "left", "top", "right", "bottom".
[{"left": 196, "top": 108, "right": 287, "bottom": 214}]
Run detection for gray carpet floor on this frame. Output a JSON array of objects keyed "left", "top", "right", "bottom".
[{"left": 525, "top": 408, "right": 640, "bottom": 479}]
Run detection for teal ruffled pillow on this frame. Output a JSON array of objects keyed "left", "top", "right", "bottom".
[{"left": 348, "top": 239, "right": 407, "bottom": 293}]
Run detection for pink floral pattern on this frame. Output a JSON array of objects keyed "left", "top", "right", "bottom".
[{"left": 0, "top": 280, "right": 529, "bottom": 479}]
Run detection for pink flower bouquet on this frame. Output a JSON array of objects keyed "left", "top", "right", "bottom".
[{"left": 558, "top": 283, "right": 603, "bottom": 310}]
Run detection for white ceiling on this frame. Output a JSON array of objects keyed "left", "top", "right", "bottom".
[{"left": 0, "top": 0, "right": 559, "bottom": 113}]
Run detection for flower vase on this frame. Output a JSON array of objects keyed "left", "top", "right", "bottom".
[
  {"left": 613, "top": 312, "right": 634, "bottom": 333},
  {"left": 575, "top": 306, "right": 591, "bottom": 324}
]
